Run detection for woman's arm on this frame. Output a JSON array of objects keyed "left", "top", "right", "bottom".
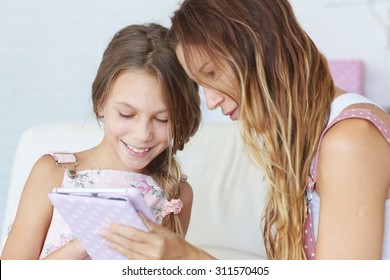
[
  {"left": 99, "top": 180, "right": 215, "bottom": 259},
  {"left": 315, "top": 118, "right": 390, "bottom": 259},
  {"left": 100, "top": 217, "right": 216, "bottom": 259}
]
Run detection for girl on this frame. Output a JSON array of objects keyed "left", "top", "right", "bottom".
[{"left": 1, "top": 23, "right": 201, "bottom": 259}]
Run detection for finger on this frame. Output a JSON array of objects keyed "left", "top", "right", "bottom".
[
  {"left": 101, "top": 226, "right": 164, "bottom": 260},
  {"left": 98, "top": 226, "right": 129, "bottom": 243},
  {"left": 138, "top": 212, "right": 170, "bottom": 234},
  {"left": 99, "top": 227, "right": 147, "bottom": 259},
  {"left": 108, "top": 223, "right": 152, "bottom": 242},
  {"left": 104, "top": 239, "right": 147, "bottom": 260}
]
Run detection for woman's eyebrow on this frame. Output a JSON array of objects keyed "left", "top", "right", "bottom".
[{"left": 198, "top": 61, "right": 211, "bottom": 73}]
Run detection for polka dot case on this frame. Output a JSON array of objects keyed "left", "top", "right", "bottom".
[{"left": 48, "top": 188, "right": 156, "bottom": 260}]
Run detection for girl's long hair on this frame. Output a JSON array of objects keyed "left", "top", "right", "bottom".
[
  {"left": 92, "top": 23, "right": 201, "bottom": 236},
  {"left": 170, "top": 0, "right": 334, "bottom": 258}
]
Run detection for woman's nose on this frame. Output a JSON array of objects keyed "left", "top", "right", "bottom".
[{"left": 203, "top": 87, "right": 224, "bottom": 110}]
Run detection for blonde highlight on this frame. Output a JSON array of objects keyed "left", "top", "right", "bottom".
[{"left": 171, "top": 0, "right": 334, "bottom": 259}]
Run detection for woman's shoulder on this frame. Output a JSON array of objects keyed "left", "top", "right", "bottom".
[
  {"left": 322, "top": 114, "right": 389, "bottom": 157},
  {"left": 318, "top": 109, "right": 390, "bottom": 194},
  {"left": 324, "top": 103, "right": 390, "bottom": 149},
  {"left": 319, "top": 102, "right": 390, "bottom": 174}
]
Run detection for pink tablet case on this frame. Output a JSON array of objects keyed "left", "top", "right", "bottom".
[{"left": 48, "top": 188, "right": 155, "bottom": 260}]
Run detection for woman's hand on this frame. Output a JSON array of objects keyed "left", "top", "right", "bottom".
[{"left": 99, "top": 214, "right": 215, "bottom": 260}]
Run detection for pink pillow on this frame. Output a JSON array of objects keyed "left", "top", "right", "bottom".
[{"left": 328, "top": 60, "right": 364, "bottom": 95}]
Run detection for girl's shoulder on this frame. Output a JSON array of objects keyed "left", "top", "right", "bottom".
[
  {"left": 23, "top": 153, "right": 66, "bottom": 196},
  {"left": 35, "top": 153, "right": 67, "bottom": 176},
  {"left": 43, "top": 149, "right": 94, "bottom": 172}
]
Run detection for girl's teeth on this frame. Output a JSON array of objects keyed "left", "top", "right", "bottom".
[{"left": 127, "top": 145, "right": 150, "bottom": 153}]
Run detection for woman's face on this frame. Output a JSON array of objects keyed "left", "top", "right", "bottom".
[
  {"left": 176, "top": 45, "right": 240, "bottom": 121},
  {"left": 98, "top": 70, "right": 171, "bottom": 173}
]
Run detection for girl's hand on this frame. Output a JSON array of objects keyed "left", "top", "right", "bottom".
[
  {"left": 43, "top": 238, "right": 89, "bottom": 260},
  {"left": 99, "top": 214, "right": 215, "bottom": 260}
]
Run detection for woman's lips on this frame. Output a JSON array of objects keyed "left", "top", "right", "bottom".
[{"left": 226, "top": 108, "right": 239, "bottom": 121}]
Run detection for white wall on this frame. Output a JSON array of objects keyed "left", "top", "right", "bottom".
[
  {"left": 291, "top": 0, "right": 390, "bottom": 105},
  {"left": 1, "top": 0, "right": 390, "bottom": 226},
  {"left": 0, "top": 0, "right": 180, "bottom": 226}
]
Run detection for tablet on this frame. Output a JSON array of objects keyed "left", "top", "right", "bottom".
[{"left": 48, "top": 187, "right": 156, "bottom": 260}]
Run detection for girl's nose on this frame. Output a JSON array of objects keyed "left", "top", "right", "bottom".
[{"left": 133, "top": 120, "right": 152, "bottom": 141}]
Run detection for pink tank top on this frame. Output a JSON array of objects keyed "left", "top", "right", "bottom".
[{"left": 304, "top": 108, "right": 390, "bottom": 259}]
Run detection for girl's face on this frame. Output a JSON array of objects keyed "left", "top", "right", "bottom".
[
  {"left": 99, "top": 70, "right": 171, "bottom": 173},
  {"left": 176, "top": 45, "right": 240, "bottom": 121}
]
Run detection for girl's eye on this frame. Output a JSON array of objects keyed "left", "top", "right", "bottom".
[
  {"left": 119, "top": 112, "right": 133, "bottom": 119},
  {"left": 156, "top": 118, "right": 168, "bottom": 123},
  {"left": 155, "top": 118, "right": 168, "bottom": 124}
]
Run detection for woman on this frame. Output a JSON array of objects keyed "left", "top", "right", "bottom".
[{"left": 101, "top": 0, "right": 390, "bottom": 259}]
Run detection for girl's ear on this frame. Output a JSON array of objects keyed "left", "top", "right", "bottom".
[{"left": 97, "top": 105, "right": 104, "bottom": 119}]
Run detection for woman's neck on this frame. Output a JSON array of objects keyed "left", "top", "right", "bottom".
[{"left": 332, "top": 87, "right": 347, "bottom": 101}]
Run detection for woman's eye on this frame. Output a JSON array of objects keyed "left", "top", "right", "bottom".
[{"left": 207, "top": 70, "right": 216, "bottom": 79}]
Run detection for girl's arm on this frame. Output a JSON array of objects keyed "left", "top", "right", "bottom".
[
  {"left": 315, "top": 118, "right": 390, "bottom": 259},
  {"left": 41, "top": 238, "right": 88, "bottom": 260},
  {"left": 1, "top": 155, "right": 88, "bottom": 260},
  {"left": 1, "top": 156, "right": 59, "bottom": 259},
  {"left": 178, "top": 179, "right": 193, "bottom": 236}
]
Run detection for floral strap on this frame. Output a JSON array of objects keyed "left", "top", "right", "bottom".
[{"left": 46, "top": 152, "right": 78, "bottom": 179}]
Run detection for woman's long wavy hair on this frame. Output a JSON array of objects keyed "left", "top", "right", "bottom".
[
  {"left": 170, "top": 0, "right": 334, "bottom": 258},
  {"left": 92, "top": 23, "right": 201, "bottom": 236}
]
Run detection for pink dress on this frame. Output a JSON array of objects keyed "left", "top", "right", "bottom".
[{"left": 39, "top": 168, "right": 172, "bottom": 259}]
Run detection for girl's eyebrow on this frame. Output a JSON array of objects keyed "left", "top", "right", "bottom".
[
  {"left": 114, "top": 101, "right": 168, "bottom": 114},
  {"left": 115, "top": 101, "right": 134, "bottom": 108}
]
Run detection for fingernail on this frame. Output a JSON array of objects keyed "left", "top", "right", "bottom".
[{"left": 96, "top": 227, "right": 105, "bottom": 236}]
